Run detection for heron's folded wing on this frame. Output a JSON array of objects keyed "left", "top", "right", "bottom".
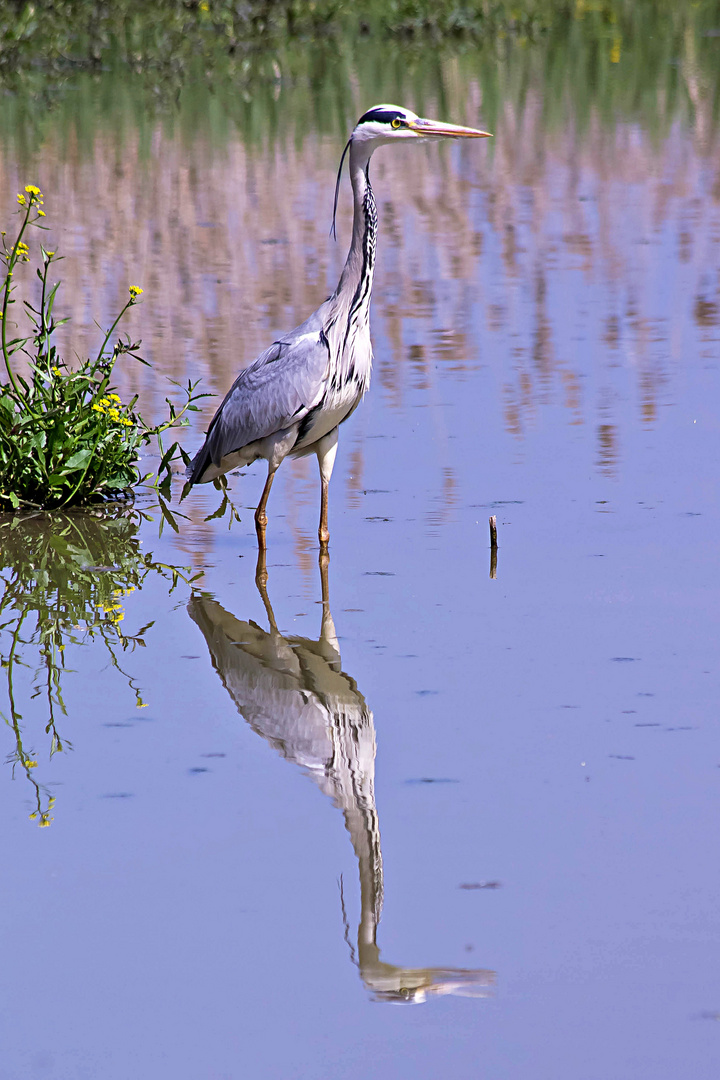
[{"left": 200, "top": 333, "right": 330, "bottom": 470}]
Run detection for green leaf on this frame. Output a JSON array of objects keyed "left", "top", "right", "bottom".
[
  {"left": 158, "top": 498, "right": 179, "bottom": 533},
  {"left": 64, "top": 448, "right": 92, "bottom": 470}
]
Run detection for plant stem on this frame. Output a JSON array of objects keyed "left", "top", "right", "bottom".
[
  {"left": 94, "top": 300, "right": 133, "bottom": 370},
  {"left": 1, "top": 204, "right": 32, "bottom": 400}
]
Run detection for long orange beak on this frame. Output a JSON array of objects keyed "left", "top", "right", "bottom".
[{"left": 409, "top": 117, "right": 492, "bottom": 139}]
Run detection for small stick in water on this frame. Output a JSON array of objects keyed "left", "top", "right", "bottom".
[{"left": 489, "top": 515, "right": 498, "bottom": 579}]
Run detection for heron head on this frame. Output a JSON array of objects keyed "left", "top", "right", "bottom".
[{"left": 351, "top": 104, "right": 492, "bottom": 143}]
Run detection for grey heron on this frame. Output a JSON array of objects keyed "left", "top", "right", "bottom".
[
  {"left": 186, "top": 105, "right": 491, "bottom": 549},
  {"left": 188, "top": 553, "right": 495, "bottom": 1003}
]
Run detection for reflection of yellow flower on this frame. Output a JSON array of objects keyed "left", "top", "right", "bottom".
[
  {"left": 39, "top": 815, "right": 53, "bottom": 828},
  {"left": 129, "top": 285, "right": 143, "bottom": 298},
  {"left": 25, "top": 759, "right": 38, "bottom": 768},
  {"left": 29, "top": 812, "right": 38, "bottom": 820},
  {"left": 610, "top": 37, "right": 621, "bottom": 63}
]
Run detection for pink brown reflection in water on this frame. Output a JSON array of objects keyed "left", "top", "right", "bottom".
[{"left": 1, "top": 83, "right": 718, "bottom": 508}]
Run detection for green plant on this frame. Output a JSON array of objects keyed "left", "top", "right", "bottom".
[{"left": 0, "top": 185, "right": 205, "bottom": 512}]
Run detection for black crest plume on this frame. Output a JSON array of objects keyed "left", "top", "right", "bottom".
[{"left": 331, "top": 136, "right": 353, "bottom": 241}]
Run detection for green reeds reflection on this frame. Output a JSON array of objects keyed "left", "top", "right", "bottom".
[{"left": 0, "top": 509, "right": 198, "bottom": 825}]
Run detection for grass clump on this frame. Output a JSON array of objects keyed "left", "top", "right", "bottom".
[{"left": 0, "top": 187, "right": 201, "bottom": 512}]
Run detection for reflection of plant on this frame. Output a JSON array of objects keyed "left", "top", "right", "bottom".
[{"left": 0, "top": 508, "right": 200, "bottom": 826}]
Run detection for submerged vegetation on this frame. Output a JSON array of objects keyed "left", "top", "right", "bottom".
[{"left": 0, "top": 187, "right": 203, "bottom": 512}]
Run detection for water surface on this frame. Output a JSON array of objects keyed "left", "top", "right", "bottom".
[{"left": 1, "top": 24, "right": 720, "bottom": 1080}]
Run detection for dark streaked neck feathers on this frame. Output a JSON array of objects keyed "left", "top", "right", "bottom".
[{"left": 332, "top": 138, "right": 378, "bottom": 338}]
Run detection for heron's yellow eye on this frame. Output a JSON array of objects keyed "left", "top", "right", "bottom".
[{"left": 391, "top": 117, "right": 402, "bottom": 129}]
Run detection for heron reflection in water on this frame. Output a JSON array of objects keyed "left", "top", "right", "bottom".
[{"left": 188, "top": 555, "right": 495, "bottom": 1003}]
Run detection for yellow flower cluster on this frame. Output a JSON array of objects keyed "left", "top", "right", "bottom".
[
  {"left": 18, "top": 185, "right": 44, "bottom": 212},
  {"left": 16, "top": 241, "right": 29, "bottom": 262},
  {"left": 92, "top": 395, "right": 135, "bottom": 427},
  {"left": 24, "top": 759, "right": 38, "bottom": 768},
  {"left": 128, "top": 285, "right": 143, "bottom": 298}
]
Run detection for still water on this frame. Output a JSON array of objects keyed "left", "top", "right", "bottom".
[{"left": 1, "top": 28, "right": 720, "bottom": 1080}]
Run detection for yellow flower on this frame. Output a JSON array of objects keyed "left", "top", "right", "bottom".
[
  {"left": 100, "top": 398, "right": 110, "bottom": 406},
  {"left": 37, "top": 210, "right": 46, "bottom": 217},
  {"left": 17, "top": 193, "right": 26, "bottom": 205},
  {"left": 25, "top": 185, "right": 41, "bottom": 196},
  {"left": 25, "top": 759, "right": 38, "bottom": 768},
  {"left": 39, "top": 816, "right": 53, "bottom": 827},
  {"left": 92, "top": 403, "right": 105, "bottom": 412},
  {"left": 108, "top": 393, "right": 121, "bottom": 403},
  {"left": 52, "top": 367, "right": 61, "bottom": 375},
  {"left": 120, "top": 418, "right": 134, "bottom": 427},
  {"left": 29, "top": 812, "right": 38, "bottom": 820},
  {"left": 128, "top": 285, "right": 143, "bottom": 298},
  {"left": 200, "top": 1, "right": 209, "bottom": 10}
]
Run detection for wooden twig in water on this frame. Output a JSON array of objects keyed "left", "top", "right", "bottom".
[{"left": 489, "top": 515, "right": 498, "bottom": 579}]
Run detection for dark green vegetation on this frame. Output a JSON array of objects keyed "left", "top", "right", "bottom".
[
  {"left": 1, "top": 1, "right": 718, "bottom": 141},
  {"left": 0, "top": 191, "right": 203, "bottom": 512}
]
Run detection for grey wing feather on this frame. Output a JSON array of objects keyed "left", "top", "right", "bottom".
[{"left": 188, "top": 327, "right": 330, "bottom": 483}]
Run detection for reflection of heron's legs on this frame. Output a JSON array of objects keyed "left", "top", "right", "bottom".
[
  {"left": 319, "top": 549, "right": 330, "bottom": 603},
  {"left": 316, "top": 428, "right": 339, "bottom": 551},
  {"left": 318, "top": 548, "right": 340, "bottom": 658},
  {"left": 254, "top": 465, "right": 277, "bottom": 549},
  {"left": 254, "top": 547, "right": 279, "bottom": 634}
]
